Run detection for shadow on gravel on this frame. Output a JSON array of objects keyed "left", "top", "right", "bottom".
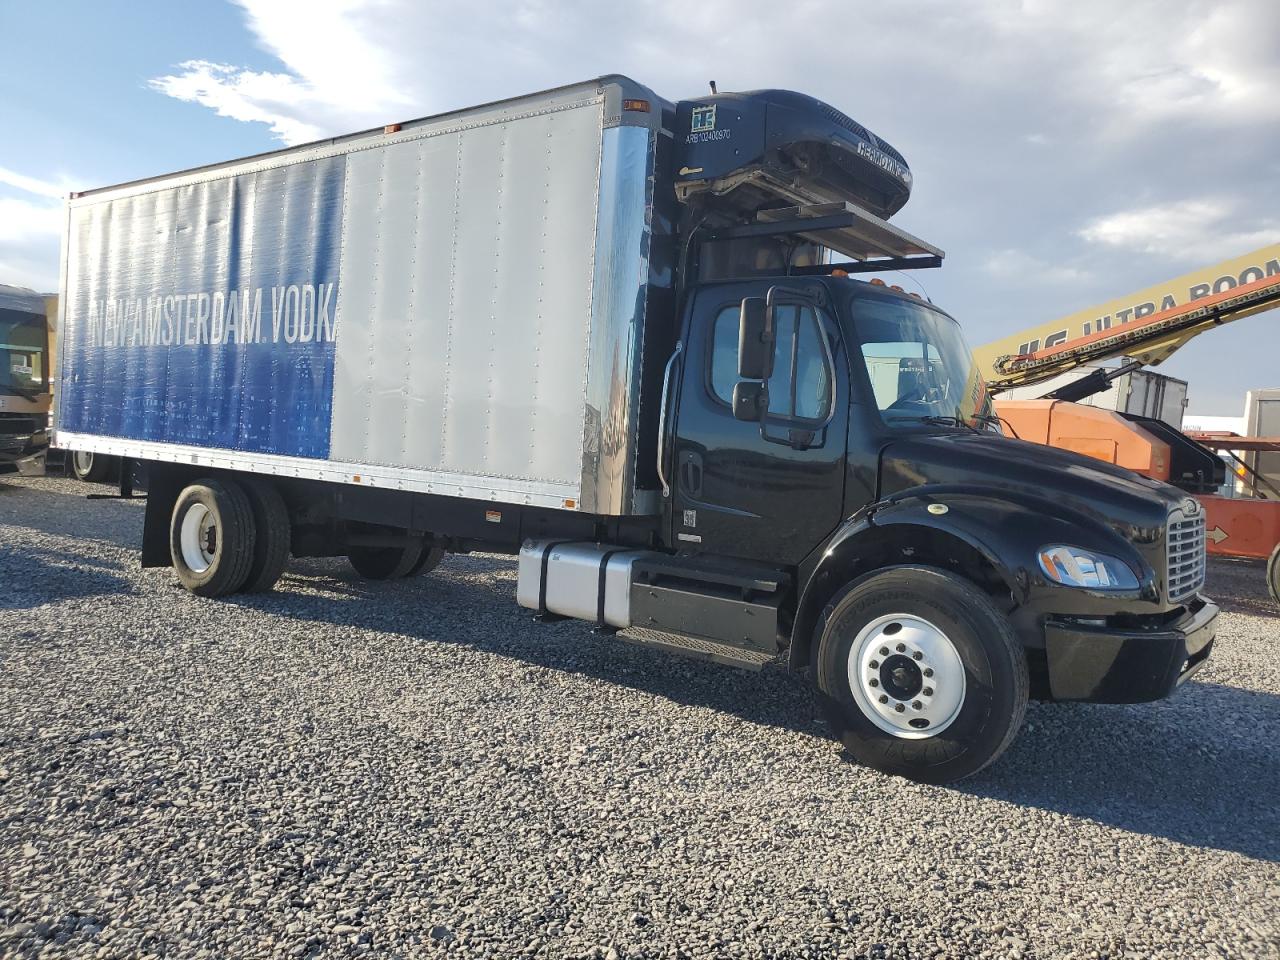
[
  {"left": 0, "top": 546, "right": 135, "bottom": 609},
  {"left": 1205, "top": 557, "right": 1279, "bottom": 618},
  {"left": 193, "top": 553, "right": 1280, "bottom": 862},
  {"left": 0, "top": 480, "right": 141, "bottom": 550},
  {"left": 223, "top": 556, "right": 825, "bottom": 740},
  {"left": 967, "top": 681, "right": 1280, "bottom": 862}
]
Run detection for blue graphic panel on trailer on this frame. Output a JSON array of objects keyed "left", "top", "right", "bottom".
[{"left": 59, "top": 155, "right": 345, "bottom": 459}]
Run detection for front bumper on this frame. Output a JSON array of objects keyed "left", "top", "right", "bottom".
[
  {"left": 1043, "top": 597, "right": 1218, "bottom": 703},
  {"left": 0, "top": 431, "right": 47, "bottom": 475}
]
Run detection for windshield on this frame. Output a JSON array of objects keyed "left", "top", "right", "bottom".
[
  {"left": 849, "top": 294, "right": 990, "bottom": 428},
  {"left": 0, "top": 308, "right": 49, "bottom": 399}
]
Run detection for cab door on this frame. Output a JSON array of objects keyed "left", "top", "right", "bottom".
[{"left": 669, "top": 282, "right": 848, "bottom": 565}]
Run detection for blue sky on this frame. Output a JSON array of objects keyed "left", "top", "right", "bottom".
[
  {"left": 1, "top": 0, "right": 1276, "bottom": 414},
  {"left": 1, "top": 1, "right": 277, "bottom": 185}
]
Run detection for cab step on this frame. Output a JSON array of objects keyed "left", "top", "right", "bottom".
[{"left": 617, "top": 628, "right": 778, "bottom": 671}]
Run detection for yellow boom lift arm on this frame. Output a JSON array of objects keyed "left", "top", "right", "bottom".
[{"left": 974, "top": 243, "right": 1280, "bottom": 394}]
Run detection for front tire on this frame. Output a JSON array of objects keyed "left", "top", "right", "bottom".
[
  {"left": 815, "top": 565, "right": 1028, "bottom": 784},
  {"left": 1267, "top": 543, "right": 1280, "bottom": 607},
  {"left": 170, "top": 479, "right": 257, "bottom": 597}
]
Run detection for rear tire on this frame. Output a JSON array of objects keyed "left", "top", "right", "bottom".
[
  {"left": 72, "top": 450, "right": 112, "bottom": 483},
  {"left": 348, "top": 542, "right": 423, "bottom": 580},
  {"left": 815, "top": 565, "right": 1028, "bottom": 784},
  {"left": 407, "top": 545, "right": 446, "bottom": 577},
  {"left": 1267, "top": 543, "right": 1280, "bottom": 607},
  {"left": 240, "top": 479, "right": 291, "bottom": 593},
  {"left": 170, "top": 479, "right": 256, "bottom": 597}
]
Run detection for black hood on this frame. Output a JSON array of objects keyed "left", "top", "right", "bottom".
[{"left": 879, "top": 432, "right": 1186, "bottom": 534}]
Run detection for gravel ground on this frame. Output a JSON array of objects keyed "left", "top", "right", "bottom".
[{"left": 0, "top": 475, "right": 1277, "bottom": 960}]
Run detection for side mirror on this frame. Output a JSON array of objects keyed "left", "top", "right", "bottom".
[
  {"left": 732, "top": 380, "right": 769, "bottom": 421},
  {"left": 738, "top": 297, "right": 775, "bottom": 380}
]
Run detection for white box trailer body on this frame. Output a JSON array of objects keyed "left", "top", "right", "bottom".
[
  {"left": 1245, "top": 388, "right": 1280, "bottom": 494},
  {"left": 54, "top": 77, "right": 669, "bottom": 515}
]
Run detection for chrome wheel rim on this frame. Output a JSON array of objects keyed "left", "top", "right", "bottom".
[
  {"left": 73, "top": 451, "right": 93, "bottom": 473},
  {"left": 179, "top": 503, "right": 216, "bottom": 574},
  {"left": 847, "top": 613, "right": 966, "bottom": 739}
]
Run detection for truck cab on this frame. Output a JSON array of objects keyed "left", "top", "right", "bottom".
[
  {"left": 636, "top": 267, "right": 1216, "bottom": 782},
  {"left": 612, "top": 84, "right": 1214, "bottom": 780},
  {"left": 0, "top": 285, "right": 52, "bottom": 475}
]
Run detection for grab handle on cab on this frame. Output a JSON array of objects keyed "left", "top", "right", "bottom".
[{"left": 657, "top": 341, "right": 683, "bottom": 499}]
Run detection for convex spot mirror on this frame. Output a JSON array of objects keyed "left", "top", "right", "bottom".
[
  {"left": 732, "top": 381, "right": 769, "bottom": 422},
  {"left": 738, "top": 297, "right": 775, "bottom": 381}
]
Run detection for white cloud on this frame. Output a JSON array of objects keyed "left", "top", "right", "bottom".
[
  {"left": 0, "top": 196, "right": 63, "bottom": 243},
  {"left": 1078, "top": 198, "right": 1280, "bottom": 263},
  {"left": 0, "top": 196, "right": 63, "bottom": 292},
  {"left": 150, "top": 61, "right": 330, "bottom": 145},
  {"left": 0, "top": 167, "right": 75, "bottom": 291},
  {"left": 145, "top": 0, "right": 1280, "bottom": 154},
  {"left": 979, "top": 0, "right": 1280, "bottom": 131},
  {"left": 0, "top": 166, "right": 77, "bottom": 200},
  {"left": 149, "top": 0, "right": 417, "bottom": 145},
  {"left": 982, "top": 248, "right": 1089, "bottom": 285}
]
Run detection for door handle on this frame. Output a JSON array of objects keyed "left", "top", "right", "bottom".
[{"left": 679, "top": 450, "right": 703, "bottom": 498}]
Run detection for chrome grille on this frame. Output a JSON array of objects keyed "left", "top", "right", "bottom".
[{"left": 1166, "top": 506, "right": 1206, "bottom": 602}]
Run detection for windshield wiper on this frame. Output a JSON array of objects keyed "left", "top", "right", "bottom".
[
  {"left": 885, "top": 414, "right": 980, "bottom": 433},
  {"left": 974, "top": 413, "right": 1019, "bottom": 439}
]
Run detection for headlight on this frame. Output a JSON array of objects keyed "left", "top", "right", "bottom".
[{"left": 1038, "top": 545, "right": 1139, "bottom": 590}]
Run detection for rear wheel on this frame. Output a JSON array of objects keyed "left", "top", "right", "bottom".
[
  {"left": 240, "top": 479, "right": 291, "bottom": 593},
  {"left": 348, "top": 542, "right": 424, "bottom": 580},
  {"left": 815, "top": 565, "right": 1028, "bottom": 784},
  {"left": 72, "top": 450, "right": 112, "bottom": 483},
  {"left": 407, "top": 545, "right": 446, "bottom": 577},
  {"left": 1267, "top": 543, "right": 1280, "bottom": 607},
  {"left": 170, "top": 479, "right": 256, "bottom": 597}
]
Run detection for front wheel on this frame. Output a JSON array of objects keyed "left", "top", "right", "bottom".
[
  {"left": 815, "top": 565, "right": 1028, "bottom": 784},
  {"left": 1267, "top": 543, "right": 1280, "bottom": 607}
]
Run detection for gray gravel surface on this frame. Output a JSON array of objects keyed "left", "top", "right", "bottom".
[{"left": 1, "top": 475, "right": 1277, "bottom": 960}]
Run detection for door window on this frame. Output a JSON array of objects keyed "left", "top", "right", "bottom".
[{"left": 709, "top": 303, "right": 833, "bottom": 422}]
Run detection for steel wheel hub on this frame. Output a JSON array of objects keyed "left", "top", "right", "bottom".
[
  {"left": 179, "top": 503, "right": 217, "bottom": 574},
  {"left": 847, "top": 613, "right": 966, "bottom": 739}
]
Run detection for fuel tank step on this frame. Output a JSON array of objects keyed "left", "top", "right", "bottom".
[{"left": 617, "top": 628, "right": 778, "bottom": 672}]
